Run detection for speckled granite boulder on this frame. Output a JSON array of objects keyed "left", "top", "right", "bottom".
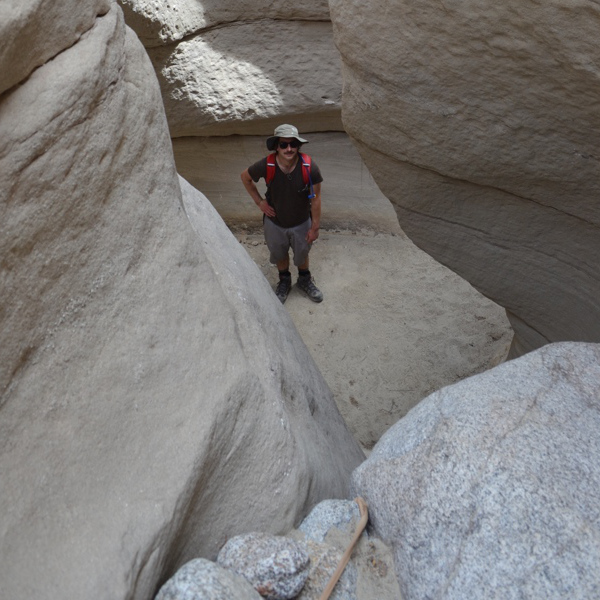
[
  {"left": 217, "top": 533, "right": 310, "bottom": 600},
  {"left": 299, "top": 499, "right": 362, "bottom": 543},
  {"left": 351, "top": 342, "right": 600, "bottom": 599},
  {"left": 155, "top": 559, "right": 261, "bottom": 600}
]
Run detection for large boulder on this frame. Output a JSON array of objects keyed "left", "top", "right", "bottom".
[
  {"left": 329, "top": 0, "right": 600, "bottom": 357},
  {"left": 0, "top": 2, "right": 363, "bottom": 599},
  {"left": 351, "top": 342, "right": 600, "bottom": 599}
]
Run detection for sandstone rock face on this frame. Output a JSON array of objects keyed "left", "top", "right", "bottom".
[
  {"left": 329, "top": 0, "right": 600, "bottom": 356},
  {"left": 0, "top": 3, "right": 363, "bottom": 599},
  {"left": 147, "top": 20, "right": 342, "bottom": 137},
  {"left": 118, "top": 0, "right": 343, "bottom": 136},
  {"left": 118, "top": 0, "right": 330, "bottom": 47},
  {"left": 351, "top": 342, "right": 600, "bottom": 599}
]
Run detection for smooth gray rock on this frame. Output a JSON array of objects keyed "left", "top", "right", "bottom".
[
  {"left": 155, "top": 558, "right": 261, "bottom": 600},
  {"left": 351, "top": 342, "right": 600, "bottom": 599},
  {"left": 330, "top": 0, "right": 600, "bottom": 357},
  {"left": 0, "top": 0, "right": 110, "bottom": 95},
  {"left": 217, "top": 533, "right": 310, "bottom": 600},
  {"left": 0, "top": 2, "right": 364, "bottom": 598}
]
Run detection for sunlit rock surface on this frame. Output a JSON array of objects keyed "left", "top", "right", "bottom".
[{"left": 119, "top": 0, "right": 343, "bottom": 136}]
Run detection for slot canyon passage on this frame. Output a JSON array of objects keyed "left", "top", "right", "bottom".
[
  {"left": 6, "top": 0, "right": 600, "bottom": 597},
  {"left": 174, "top": 132, "right": 513, "bottom": 450}
]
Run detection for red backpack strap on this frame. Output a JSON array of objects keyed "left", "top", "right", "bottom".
[
  {"left": 266, "top": 153, "right": 277, "bottom": 186},
  {"left": 299, "top": 153, "right": 315, "bottom": 199},
  {"left": 299, "top": 153, "right": 311, "bottom": 186}
]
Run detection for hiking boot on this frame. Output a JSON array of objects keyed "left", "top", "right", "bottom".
[
  {"left": 275, "top": 274, "right": 292, "bottom": 304},
  {"left": 297, "top": 274, "right": 323, "bottom": 303}
]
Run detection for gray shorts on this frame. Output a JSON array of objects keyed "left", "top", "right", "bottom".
[{"left": 264, "top": 217, "right": 312, "bottom": 266}]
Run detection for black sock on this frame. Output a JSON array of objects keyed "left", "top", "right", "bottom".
[
  {"left": 279, "top": 269, "right": 291, "bottom": 279},
  {"left": 298, "top": 268, "right": 310, "bottom": 278}
]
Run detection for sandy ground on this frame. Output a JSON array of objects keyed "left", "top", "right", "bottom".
[{"left": 174, "top": 133, "right": 513, "bottom": 449}]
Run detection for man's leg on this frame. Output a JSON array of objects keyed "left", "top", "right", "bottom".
[
  {"left": 275, "top": 255, "right": 292, "bottom": 304},
  {"left": 277, "top": 256, "right": 290, "bottom": 272},
  {"left": 291, "top": 221, "right": 323, "bottom": 303},
  {"left": 264, "top": 218, "right": 292, "bottom": 303}
]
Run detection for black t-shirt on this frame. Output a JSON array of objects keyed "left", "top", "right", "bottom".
[{"left": 247, "top": 154, "right": 323, "bottom": 228}]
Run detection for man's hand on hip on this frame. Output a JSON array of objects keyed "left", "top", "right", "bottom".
[{"left": 259, "top": 199, "right": 276, "bottom": 218}]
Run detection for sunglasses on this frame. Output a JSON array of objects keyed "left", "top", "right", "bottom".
[{"left": 278, "top": 140, "right": 301, "bottom": 149}]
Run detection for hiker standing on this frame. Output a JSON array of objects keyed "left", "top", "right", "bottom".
[{"left": 241, "top": 124, "right": 324, "bottom": 304}]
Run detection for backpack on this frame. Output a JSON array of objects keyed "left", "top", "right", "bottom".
[{"left": 265, "top": 152, "right": 315, "bottom": 199}]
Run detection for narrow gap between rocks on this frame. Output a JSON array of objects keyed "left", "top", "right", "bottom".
[{"left": 173, "top": 131, "right": 513, "bottom": 451}]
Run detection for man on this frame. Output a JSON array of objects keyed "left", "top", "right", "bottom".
[{"left": 241, "top": 124, "right": 324, "bottom": 304}]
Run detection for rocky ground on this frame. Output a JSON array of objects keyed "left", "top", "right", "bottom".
[{"left": 175, "top": 132, "right": 513, "bottom": 449}]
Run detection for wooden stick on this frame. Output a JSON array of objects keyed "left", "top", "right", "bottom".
[{"left": 318, "top": 497, "right": 369, "bottom": 600}]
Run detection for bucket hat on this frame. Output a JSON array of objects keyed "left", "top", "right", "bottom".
[{"left": 266, "top": 124, "right": 309, "bottom": 151}]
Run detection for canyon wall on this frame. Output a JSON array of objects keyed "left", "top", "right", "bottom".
[{"left": 329, "top": 0, "right": 600, "bottom": 357}]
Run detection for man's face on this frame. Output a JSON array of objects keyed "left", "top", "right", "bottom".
[{"left": 276, "top": 137, "right": 300, "bottom": 160}]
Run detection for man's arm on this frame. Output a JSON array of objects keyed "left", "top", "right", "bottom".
[
  {"left": 306, "top": 182, "right": 321, "bottom": 243},
  {"left": 240, "top": 169, "right": 276, "bottom": 217}
]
